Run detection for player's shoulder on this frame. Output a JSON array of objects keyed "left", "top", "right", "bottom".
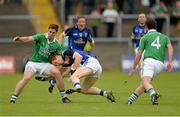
[
  {"left": 65, "top": 27, "right": 75, "bottom": 33},
  {"left": 159, "top": 32, "right": 170, "bottom": 42},
  {"left": 132, "top": 24, "right": 140, "bottom": 32},
  {"left": 140, "top": 32, "right": 149, "bottom": 40},
  {"left": 32, "top": 33, "right": 45, "bottom": 40},
  {"left": 85, "top": 28, "right": 93, "bottom": 36},
  {"left": 132, "top": 24, "right": 140, "bottom": 28},
  {"left": 84, "top": 27, "right": 91, "bottom": 32}
]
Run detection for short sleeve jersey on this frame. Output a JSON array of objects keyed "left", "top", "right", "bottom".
[
  {"left": 62, "top": 49, "right": 97, "bottom": 66},
  {"left": 30, "top": 33, "right": 62, "bottom": 62},
  {"left": 139, "top": 29, "right": 171, "bottom": 63},
  {"left": 132, "top": 24, "right": 146, "bottom": 47},
  {"left": 64, "top": 27, "right": 93, "bottom": 51}
]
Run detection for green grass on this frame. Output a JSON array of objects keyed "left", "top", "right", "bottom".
[{"left": 0, "top": 70, "right": 180, "bottom": 116}]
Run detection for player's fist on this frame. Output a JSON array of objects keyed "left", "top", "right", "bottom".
[
  {"left": 13, "top": 36, "right": 20, "bottom": 42},
  {"left": 167, "top": 62, "right": 173, "bottom": 72}
]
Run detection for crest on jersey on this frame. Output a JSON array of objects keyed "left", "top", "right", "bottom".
[
  {"left": 85, "top": 33, "right": 87, "bottom": 37},
  {"left": 73, "top": 33, "right": 78, "bottom": 36},
  {"left": 79, "top": 33, "right": 82, "bottom": 37},
  {"left": 74, "top": 38, "right": 85, "bottom": 44}
]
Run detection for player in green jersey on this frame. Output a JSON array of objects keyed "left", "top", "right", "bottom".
[
  {"left": 10, "top": 24, "right": 71, "bottom": 103},
  {"left": 127, "top": 18, "right": 173, "bottom": 105}
]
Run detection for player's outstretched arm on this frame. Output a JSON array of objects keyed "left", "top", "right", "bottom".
[
  {"left": 129, "top": 50, "right": 143, "bottom": 78},
  {"left": 167, "top": 43, "right": 173, "bottom": 72},
  {"left": 13, "top": 36, "right": 34, "bottom": 42}
]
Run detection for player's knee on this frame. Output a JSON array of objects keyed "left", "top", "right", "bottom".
[
  {"left": 51, "top": 67, "right": 61, "bottom": 77},
  {"left": 71, "top": 74, "right": 80, "bottom": 80},
  {"left": 22, "top": 77, "right": 31, "bottom": 84},
  {"left": 141, "top": 79, "right": 149, "bottom": 87}
]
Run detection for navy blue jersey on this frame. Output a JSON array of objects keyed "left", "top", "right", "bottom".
[
  {"left": 62, "top": 49, "right": 96, "bottom": 67},
  {"left": 132, "top": 24, "right": 146, "bottom": 47},
  {"left": 64, "top": 27, "right": 93, "bottom": 51}
]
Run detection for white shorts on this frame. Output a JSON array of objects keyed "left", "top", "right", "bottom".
[
  {"left": 141, "top": 58, "right": 165, "bottom": 78},
  {"left": 82, "top": 57, "right": 102, "bottom": 78},
  {"left": 25, "top": 61, "right": 54, "bottom": 75}
]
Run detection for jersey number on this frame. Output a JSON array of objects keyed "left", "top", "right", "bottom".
[{"left": 151, "top": 36, "right": 161, "bottom": 49}]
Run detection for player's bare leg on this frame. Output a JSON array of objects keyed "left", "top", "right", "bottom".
[
  {"left": 35, "top": 67, "right": 71, "bottom": 93},
  {"left": 81, "top": 77, "right": 115, "bottom": 102},
  {"left": 138, "top": 63, "right": 142, "bottom": 78},
  {"left": 142, "top": 76, "right": 159, "bottom": 105},
  {"left": 81, "top": 77, "right": 99, "bottom": 94},
  {"left": 66, "top": 67, "right": 116, "bottom": 102},
  {"left": 50, "top": 66, "right": 71, "bottom": 103},
  {"left": 10, "top": 71, "right": 33, "bottom": 103},
  {"left": 70, "top": 67, "right": 92, "bottom": 91}
]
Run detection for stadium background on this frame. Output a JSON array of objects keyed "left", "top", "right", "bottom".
[
  {"left": 0, "top": 0, "right": 180, "bottom": 116},
  {"left": 0, "top": 0, "right": 180, "bottom": 72}
]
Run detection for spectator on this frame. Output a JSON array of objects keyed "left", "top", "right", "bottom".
[
  {"left": 116, "top": 0, "right": 134, "bottom": 14},
  {"left": 102, "top": 2, "right": 118, "bottom": 37},
  {"left": 161, "top": 0, "right": 174, "bottom": 8},
  {"left": 149, "top": 0, "right": 157, "bottom": 9},
  {"left": 170, "top": 0, "right": 180, "bottom": 36},
  {"left": 115, "top": 0, "right": 124, "bottom": 14},
  {"left": 90, "top": 8, "right": 101, "bottom": 37},
  {"left": 151, "top": 1, "right": 168, "bottom": 32},
  {"left": 0, "top": 0, "right": 9, "bottom": 5},
  {"left": 127, "top": 0, "right": 134, "bottom": 14},
  {"left": 82, "top": 0, "right": 96, "bottom": 14}
]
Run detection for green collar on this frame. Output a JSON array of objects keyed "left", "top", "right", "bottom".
[
  {"left": 45, "top": 33, "right": 56, "bottom": 44},
  {"left": 148, "top": 29, "right": 157, "bottom": 33}
]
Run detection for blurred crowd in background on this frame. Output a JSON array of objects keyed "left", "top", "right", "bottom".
[
  {"left": 0, "top": 0, "right": 180, "bottom": 37},
  {"left": 52, "top": 0, "right": 180, "bottom": 37},
  {"left": 0, "top": 0, "right": 180, "bottom": 72}
]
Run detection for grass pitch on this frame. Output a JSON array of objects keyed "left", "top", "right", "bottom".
[{"left": 0, "top": 70, "right": 180, "bottom": 116}]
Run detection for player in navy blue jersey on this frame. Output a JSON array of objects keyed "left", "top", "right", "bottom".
[
  {"left": 50, "top": 49, "right": 116, "bottom": 102},
  {"left": 131, "top": 13, "right": 147, "bottom": 52},
  {"left": 35, "top": 16, "right": 95, "bottom": 93},
  {"left": 59, "top": 15, "right": 95, "bottom": 52},
  {"left": 131, "top": 13, "right": 147, "bottom": 77}
]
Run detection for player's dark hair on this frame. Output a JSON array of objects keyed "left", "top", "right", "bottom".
[
  {"left": 49, "top": 52, "right": 60, "bottom": 63},
  {"left": 145, "top": 18, "right": 157, "bottom": 30},
  {"left": 138, "top": 13, "right": 146, "bottom": 18},
  {"left": 48, "top": 24, "right": 59, "bottom": 32}
]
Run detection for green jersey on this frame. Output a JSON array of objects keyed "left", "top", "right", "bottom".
[
  {"left": 139, "top": 29, "right": 171, "bottom": 63},
  {"left": 61, "top": 36, "right": 69, "bottom": 52},
  {"left": 30, "top": 33, "right": 62, "bottom": 62}
]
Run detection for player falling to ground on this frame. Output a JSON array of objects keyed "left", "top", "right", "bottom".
[
  {"left": 131, "top": 13, "right": 147, "bottom": 77},
  {"left": 127, "top": 18, "right": 173, "bottom": 105},
  {"left": 35, "top": 15, "right": 95, "bottom": 92},
  {"left": 50, "top": 49, "right": 116, "bottom": 103},
  {"left": 10, "top": 24, "right": 71, "bottom": 103}
]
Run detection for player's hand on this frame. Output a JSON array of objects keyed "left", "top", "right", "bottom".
[
  {"left": 13, "top": 36, "right": 20, "bottom": 42},
  {"left": 167, "top": 62, "right": 173, "bottom": 72},
  {"left": 129, "top": 69, "right": 135, "bottom": 78}
]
